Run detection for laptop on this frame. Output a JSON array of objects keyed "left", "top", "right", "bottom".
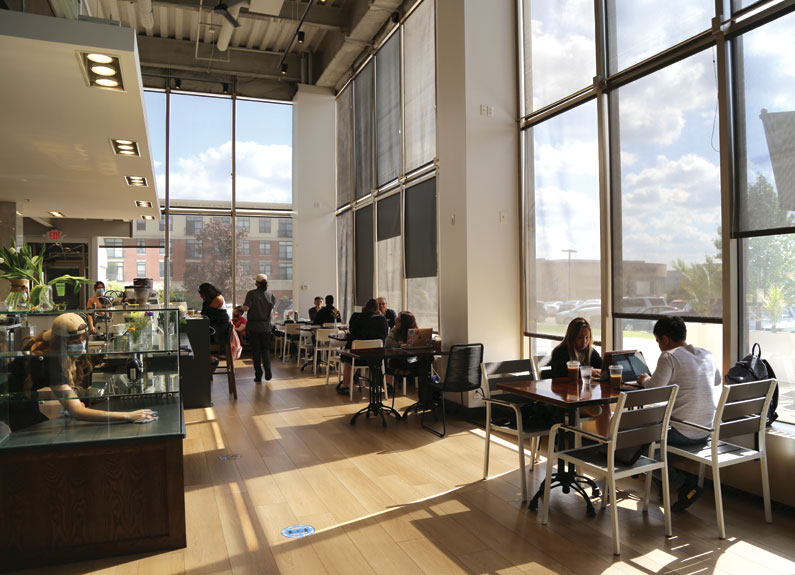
[
  {"left": 600, "top": 350, "right": 651, "bottom": 388},
  {"left": 405, "top": 328, "right": 433, "bottom": 348}
]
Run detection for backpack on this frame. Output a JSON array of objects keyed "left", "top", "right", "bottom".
[{"left": 725, "top": 343, "right": 779, "bottom": 426}]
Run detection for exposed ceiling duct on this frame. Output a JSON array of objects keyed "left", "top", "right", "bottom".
[
  {"left": 215, "top": 0, "right": 250, "bottom": 52},
  {"left": 136, "top": 0, "right": 154, "bottom": 31}
]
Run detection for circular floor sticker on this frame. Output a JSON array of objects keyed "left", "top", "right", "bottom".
[{"left": 281, "top": 524, "right": 315, "bottom": 539}]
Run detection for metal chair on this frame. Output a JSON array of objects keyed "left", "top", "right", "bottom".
[
  {"left": 315, "top": 328, "right": 341, "bottom": 378},
  {"left": 540, "top": 385, "right": 679, "bottom": 555},
  {"left": 421, "top": 343, "right": 484, "bottom": 437},
  {"left": 281, "top": 323, "right": 301, "bottom": 361},
  {"left": 482, "top": 359, "right": 548, "bottom": 502},
  {"left": 667, "top": 378, "right": 777, "bottom": 539}
]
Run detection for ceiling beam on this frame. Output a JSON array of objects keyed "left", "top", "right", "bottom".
[
  {"left": 148, "top": 0, "right": 347, "bottom": 31},
  {"left": 137, "top": 34, "right": 301, "bottom": 80}
]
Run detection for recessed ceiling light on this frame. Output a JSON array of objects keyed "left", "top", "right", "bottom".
[
  {"left": 119, "top": 150, "right": 136, "bottom": 155},
  {"left": 116, "top": 139, "right": 133, "bottom": 145},
  {"left": 117, "top": 144, "right": 134, "bottom": 150},
  {"left": 142, "top": 215, "right": 155, "bottom": 221},
  {"left": 111, "top": 139, "right": 140, "bottom": 157},
  {"left": 91, "top": 65, "right": 116, "bottom": 76},
  {"left": 135, "top": 200, "right": 153, "bottom": 208},
  {"left": 87, "top": 53, "right": 113, "bottom": 64},
  {"left": 125, "top": 176, "right": 148, "bottom": 187},
  {"left": 16, "top": 211, "right": 23, "bottom": 216},
  {"left": 49, "top": 211, "right": 65, "bottom": 217},
  {"left": 95, "top": 78, "right": 119, "bottom": 87}
]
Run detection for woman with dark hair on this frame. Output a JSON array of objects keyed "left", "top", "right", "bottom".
[
  {"left": 87, "top": 280, "right": 107, "bottom": 335},
  {"left": 198, "top": 282, "right": 229, "bottom": 345},
  {"left": 384, "top": 311, "right": 419, "bottom": 388},
  {"left": 339, "top": 298, "right": 389, "bottom": 393}
]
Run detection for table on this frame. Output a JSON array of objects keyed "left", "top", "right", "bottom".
[
  {"left": 340, "top": 347, "right": 440, "bottom": 427},
  {"left": 496, "top": 377, "right": 621, "bottom": 515}
]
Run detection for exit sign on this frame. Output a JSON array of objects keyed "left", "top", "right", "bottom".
[{"left": 48, "top": 230, "right": 62, "bottom": 241}]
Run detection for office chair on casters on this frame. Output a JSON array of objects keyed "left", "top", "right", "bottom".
[
  {"left": 421, "top": 343, "right": 484, "bottom": 438},
  {"left": 540, "top": 385, "right": 678, "bottom": 556},
  {"left": 667, "top": 378, "right": 777, "bottom": 539}
]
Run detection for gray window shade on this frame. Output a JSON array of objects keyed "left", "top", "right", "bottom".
[
  {"left": 377, "top": 193, "right": 401, "bottom": 240},
  {"left": 336, "top": 86, "right": 354, "bottom": 208},
  {"left": 376, "top": 33, "right": 401, "bottom": 187},
  {"left": 337, "top": 210, "right": 354, "bottom": 320},
  {"left": 405, "top": 178, "right": 437, "bottom": 278},
  {"left": 355, "top": 205, "right": 374, "bottom": 305},
  {"left": 404, "top": 0, "right": 436, "bottom": 172},
  {"left": 354, "top": 62, "right": 374, "bottom": 199}
]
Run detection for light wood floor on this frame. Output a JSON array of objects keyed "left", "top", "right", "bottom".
[{"left": 14, "top": 357, "right": 795, "bottom": 575}]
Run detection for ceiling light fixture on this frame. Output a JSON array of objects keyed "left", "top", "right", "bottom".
[
  {"left": 80, "top": 52, "right": 124, "bottom": 91},
  {"left": 125, "top": 176, "right": 149, "bottom": 187},
  {"left": 135, "top": 200, "right": 153, "bottom": 208},
  {"left": 281, "top": 63, "right": 288, "bottom": 75},
  {"left": 16, "top": 211, "right": 23, "bottom": 216},
  {"left": 297, "top": 30, "right": 305, "bottom": 44},
  {"left": 111, "top": 139, "right": 140, "bottom": 157},
  {"left": 49, "top": 211, "right": 65, "bottom": 218},
  {"left": 174, "top": 78, "right": 182, "bottom": 90},
  {"left": 222, "top": 82, "right": 229, "bottom": 94},
  {"left": 142, "top": 215, "right": 156, "bottom": 221}
]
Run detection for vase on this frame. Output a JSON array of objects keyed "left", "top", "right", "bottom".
[
  {"left": 30, "top": 284, "right": 54, "bottom": 311},
  {"left": 5, "top": 279, "right": 30, "bottom": 311}
]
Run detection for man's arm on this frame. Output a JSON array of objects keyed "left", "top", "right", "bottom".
[{"left": 638, "top": 352, "right": 674, "bottom": 388}]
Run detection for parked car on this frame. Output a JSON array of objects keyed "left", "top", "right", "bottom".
[
  {"left": 556, "top": 301, "right": 602, "bottom": 325},
  {"left": 623, "top": 306, "right": 680, "bottom": 332},
  {"left": 621, "top": 296, "right": 668, "bottom": 313}
]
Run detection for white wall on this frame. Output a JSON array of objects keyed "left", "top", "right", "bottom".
[
  {"left": 292, "top": 85, "right": 338, "bottom": 318},
  {"left": 437, "top": 0, "right": 521, "bottom": 404}
]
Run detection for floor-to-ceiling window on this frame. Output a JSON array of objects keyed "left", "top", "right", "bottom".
[
  {"left": 521, "top": 0, "right": 794, "bottom": 422},
  {"left": 99, "top": 91, "right": 293, "bottom": 314},
  {"left": 336, "top": 0, "right": 438, "bottom": 328}
]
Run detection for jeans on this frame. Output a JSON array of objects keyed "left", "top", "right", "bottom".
[
  {"left": 655, "top": 426, "right": 708, "bottom": 488},
  {"left": 248, "top": 329, "right": 272, "bottom": 381}
]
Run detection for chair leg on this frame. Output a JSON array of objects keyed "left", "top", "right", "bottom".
[
  {"left": 540, "top": 442, "right": 554, "bottom": 524},
  {"left": 760, "top": 453, "right": 772, "bottom": 523},
  {"left": 529, "top": 436, "right": 539, "bottom": 471},
  {"left": 483, "top": 406, "right": 491, "bottom": 480},
  {"left": 713, "top": 463, "right": 726, "bottom": 539},
  {"left": 518, "top": 435, "right": 527, "bottom": 503},
  {"left": 662, "top": 455, "right": 672, "bottom": 537},
  {"left": 609, "top": 475, "right": 620, "bottom": 555},
  {"left": 601, "top": 482, "right": 608, "bottom": 510}
]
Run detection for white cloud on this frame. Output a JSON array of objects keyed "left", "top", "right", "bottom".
[
  {"left": 169, "top": 141, "right": 292, "bottom": 204},
  {"left": 535, "top": 184, "right": 601, "bottom": 261},
  {"left": 535, "top": 139, "right": 599, "bottom": 177}
]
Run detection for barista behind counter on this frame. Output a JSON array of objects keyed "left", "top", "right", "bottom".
[{"left": 6, "top": 313, "right": 156, "bottom": 432}]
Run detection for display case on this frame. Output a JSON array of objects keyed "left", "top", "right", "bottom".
[{"left": 0, "top": 307, "right": 187, "bottom": 572}]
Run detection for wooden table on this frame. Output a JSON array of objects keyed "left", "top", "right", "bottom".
[
  {"left": 496, "top": 377, "right": 622, "bottom": 515},
  {"left": 340, "top": 347, "right": 441, "bottom": 427}
]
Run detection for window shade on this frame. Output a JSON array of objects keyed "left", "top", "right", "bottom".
[
  {"left": 355, "top": 205, "right": 374, "bottom": 306},
  {"left": 354, "top": 62, "right": 374, "bottom": 199},
  {"left": 336, "top": 85, "right": 354, "bottom": 208},
  {"left": 403, "top": 0, "right": 436, "bottom": 173},
  {"left": 376, "top": 33, "right": 401, "bottom": 187}
]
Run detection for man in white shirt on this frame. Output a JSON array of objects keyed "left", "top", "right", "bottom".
[{"left": 637, "top": 315, "right": 722, "bottom": 511}]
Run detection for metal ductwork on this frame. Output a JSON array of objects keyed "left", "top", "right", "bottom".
[
  {"left": 216, "top": 0, "right": 250, "bottom": 52},
  {"left": 136, "top": 0, "right": 154, "bottom": 31}
]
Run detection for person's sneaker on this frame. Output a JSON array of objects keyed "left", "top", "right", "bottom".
[
  {"left": 254, "top": 378, "right": 262, "bottom": 384},
  {"left": 673, "top": 479, "right": 703, "bottom": 512},
  {"left": 265, "top": 371, "right": 272, "bottom": 381}
]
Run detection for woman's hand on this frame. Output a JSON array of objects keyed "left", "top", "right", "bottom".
[
  {"left": 591, "top": 368, "right": 602, "bottom": 379},
  {"left": 126, "top": 409, "right": 157, "bottom": 422}
]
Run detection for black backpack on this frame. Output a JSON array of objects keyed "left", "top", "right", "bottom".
[{"left": 725, "top": 343, "right": 778, "bottom": 426}]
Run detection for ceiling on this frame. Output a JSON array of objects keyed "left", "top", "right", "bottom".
[
  {"left": 0, "top": 9, "right": 159, "bottom": 223},
  {"left": 0, "top": 0, "right": 406, "bottom": 226}
]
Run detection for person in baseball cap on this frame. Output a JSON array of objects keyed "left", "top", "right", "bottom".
[
  {"left": 254, "top": 273, "right": 268, "bottom": 284},
  {"left": 243, "top": 273, "right": 276, "bottom": 382},
  {"left": 42, "top": 313, "right": 88, "bottom": 343}
]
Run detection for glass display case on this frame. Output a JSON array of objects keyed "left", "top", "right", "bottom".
[
  {"left": 0, "top": 306, "right": 184, "bottom": 449},
  {"left": 0, "top": 307, "right": 187, "bottom": 571}
]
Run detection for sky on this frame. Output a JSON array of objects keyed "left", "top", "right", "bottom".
[
  {"left": 143, "top": 91, "right": 293, "bottom": 205},
  {"left": 527, "top": 1, "right": 794, "bottom": 270}
]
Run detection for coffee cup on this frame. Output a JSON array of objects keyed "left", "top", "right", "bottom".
[
  {"left": 609, "top": 364, "right": 624, "bottom": 386},
  {"left": 566, "top": 360, "right": 580, "bottom": 382}
]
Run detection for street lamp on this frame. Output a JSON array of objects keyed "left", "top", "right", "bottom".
[{"left": 562, "top": 249, "right": 577, "bottom": 301}]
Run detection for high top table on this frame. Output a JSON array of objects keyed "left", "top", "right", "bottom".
[
  {"left": 340, "top": 346, "right": 441, "bottom": 427},
  {"left": 496, "top": 377, "right": 622, "bottom": 516}
]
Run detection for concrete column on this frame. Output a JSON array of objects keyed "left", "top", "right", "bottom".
[
  {"left": 292, "top": 85, "right": 338, "bottom": 319},
  {"left": 0, "top": 202, "right": 20, "bottom": 303},
  {"left": 437, "top": 0, "right": 521, "bottom": 405}
]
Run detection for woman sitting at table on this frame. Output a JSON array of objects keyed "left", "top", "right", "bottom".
[
  {"left": 198, "top": 282, "right": 229, "bottom": 345},
  {"left": 549, "top": 317, "right": 608, "bottom": 434},
  {"left": 384, "top": 311, "right": 419, "bottom": 390},
  {"left": 7, "top": 313, "right": 155, "bottom": 431},
  {"left": 339, "top": 298, "right": 389, "bottom": 393}
]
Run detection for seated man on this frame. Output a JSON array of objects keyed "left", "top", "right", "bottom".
[
  {"left": 308, "top": 296, "right": 323, "bottom": 323},
  {"left": 377, "top": 296, "right": 397, "bottom": 329},
  {"left": 637, "top": 315, "right": 722, "bottom": 511},
  {"left": 232, "top": 306, "right": 247, "bottom": 343},
  {"left": 313, "top": 294, "right": 341, "bottom": 326}
]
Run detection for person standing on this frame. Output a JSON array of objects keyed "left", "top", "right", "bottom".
[
  {"left": 377, "top": 296, "right": 397, "bottom": 328},
  {"left": 243, "top": 273, "right": 276, "bottom": 383},
  {"left": 86, "top": 281, "right": 108, "bottom": 335}
]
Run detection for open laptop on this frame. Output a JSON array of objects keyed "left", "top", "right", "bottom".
[
  {"left": 600, "top": 350, "right": 651, "bottom": 388},
  {"left": 405, "top": 328, "right": 433, "bottom": 348}
]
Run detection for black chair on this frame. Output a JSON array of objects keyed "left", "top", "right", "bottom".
[{"left": 421, "top": 343, "right": 484, "bottom": 437}]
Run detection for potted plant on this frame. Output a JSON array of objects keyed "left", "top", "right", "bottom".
[{"left": 0, "top": 240, "right": 93, "bottom": 311}]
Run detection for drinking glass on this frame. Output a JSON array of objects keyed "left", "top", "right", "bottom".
[
  {"left": 609, "top": 364, "right": 624, "bottom": 386},
  {"left": 566, "top": 360, "right": 580, "bottom": 382},
  {"left": 580, "top": 365, "right": 593, "bottom": 385}
]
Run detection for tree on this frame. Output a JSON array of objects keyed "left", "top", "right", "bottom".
[
  {"left": 672, "top": 256, "right": 722, "bottom": 316},
  {"left": 182, "top": 219, "right": 249, "bottom": 308}
]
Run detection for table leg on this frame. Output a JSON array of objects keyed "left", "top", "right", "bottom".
[
  {"left": 350, "top": 363, "right": 401, "bottom": 427},
  {"left": 528, "top": 406, "right": 600, "bottom": 516}
]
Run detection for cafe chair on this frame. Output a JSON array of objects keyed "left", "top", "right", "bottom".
[
  {"left": 540, "top": 385, "right": 679, "bottom": 556},
  {"left": 421, "top": 343, "right": 484, "bottom": 438},
  {"left": 296, "top": 329, "right": 315, "bottom": 368},
  {"left": 315, "top": 328, "right": 341, "bottom": 378},
  {"left": 281, "top": 323, "right": 301, "bottom": 361},
  {"left": 209, "top": 321, "right": 237, "bottom": 400},
  {"left": 481, "top": 359, "right": 548, "bottom": 502},
  {"left": 349, "top": 339, "right": 384, "bottom": 402},
  {"left": 666, "top": 378, "right": 777, "bottom": 539}
]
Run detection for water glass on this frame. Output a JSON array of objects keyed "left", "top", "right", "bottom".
[{"left": 580, "top": 365, "right": 593, "bottom": 385}]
